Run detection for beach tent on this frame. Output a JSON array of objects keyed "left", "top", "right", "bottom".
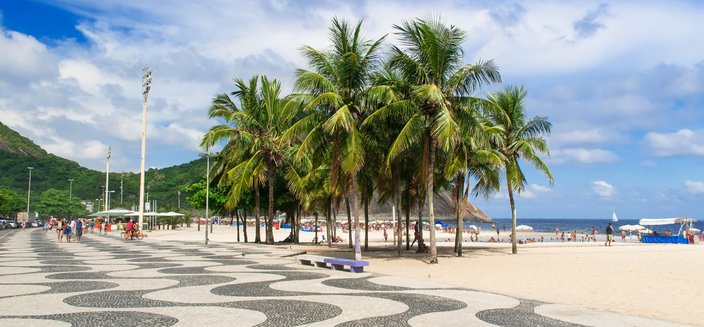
[
  {"left": 639, "top": 218, "right": 697, "bottom": 225},
  {"left": 515, "top": 225, "right": 533, "bottom": 232},
  {"left": 619, "top": 224, "right": 646, "bottom": 231},
  {"left": 159, "top": 212, "right": 184, "bottom": 216},
  {"left": 89, "top": 208, "right": 135, "bottom": 217},
  {"left": 639, "top": 217, "right": 696, "bottom": 243}
]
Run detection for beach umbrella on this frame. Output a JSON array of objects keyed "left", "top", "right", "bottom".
[
  {"left": 618, "top": 224, "right": 633, "bottom": 231},
  {"left": 93, "top": 208, "right": 135, "bottom": 216},
  {"left": 515, "top": 225, "right": 534, "bottom": 232},
  {"left": 468, "top": 225, "right": 478, "bottom": 230}
]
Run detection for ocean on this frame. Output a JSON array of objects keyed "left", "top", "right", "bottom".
[{"left": 434, "top": 218, "right": 703, "bottom": 234}]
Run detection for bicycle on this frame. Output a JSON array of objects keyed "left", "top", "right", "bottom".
[{"left": 122, "top": 230, "right": 144, "bottom": 240}]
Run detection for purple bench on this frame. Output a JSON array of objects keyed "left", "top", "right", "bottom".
[{"left": 324, "top": 258, "right": 369, "bottom": 273}]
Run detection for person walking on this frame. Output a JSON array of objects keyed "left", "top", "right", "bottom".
[
  {"left": 605, "top": 222, "right": 614, "bottom": 246},
  {"left": 410, "top": 225, "right": 420, "bottom": 248},
  {"left": 75, "top": 219, "right": 83, "bottom": 243},
  {"left": 57, "top": 219, "right": 64, "bottom": 243},
  {"left": 64, "top": 222, "right": 72, "bottom": 243},
  {"left": 70, "top": 219, "right": 77, "bottom": 238}
]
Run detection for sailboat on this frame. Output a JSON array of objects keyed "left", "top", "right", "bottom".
[{"left": 612, "top": 212, "right": 619, "bottom": 222}]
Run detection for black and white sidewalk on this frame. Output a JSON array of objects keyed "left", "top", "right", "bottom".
[{"left": 0, "top": 229, "right": 692, "bottom": 326}]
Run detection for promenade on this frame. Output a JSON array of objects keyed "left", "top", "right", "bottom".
[{"left": 0, "top": 229, "right": 692, "bottom": 326}]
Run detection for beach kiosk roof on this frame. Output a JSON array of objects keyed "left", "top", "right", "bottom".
[
  {"left": 639, "top": 218, "right": 697, "bottom": 226},
  {"left": 89, "top": 208, "right": 135, "bottom": 217}
]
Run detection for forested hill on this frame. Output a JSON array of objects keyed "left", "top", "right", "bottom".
[{"left": 0, "top": 121, "right": 205, "bottom": 211}]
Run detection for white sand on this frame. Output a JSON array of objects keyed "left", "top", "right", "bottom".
[{"left": 140, "top": 224, "right": 704, "bottom": 326}]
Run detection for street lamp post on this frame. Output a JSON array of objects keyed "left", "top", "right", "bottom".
[
  {"left": 138, "top": 65, "right": 152, "bottom": 233},
  {"left": 104, "top": 146, "right": 111, "bottom": 217},
  {"left": 205, "top": 150, "right": 210, "bottom": 245},
  {"left": 107, "top": 190, "right": 115, "bottom": 226},
  {"left": 26, "top": 167, "right": 34, "bottom": 223},
  {"left": 120, "top": 174, "right": 124, "bottom": 205},
  {"left": 68, "top": 178, "right": 74, "bottom": 199},
  {"left": 68, "top": 178, "right": 74, "bottom": 219}
]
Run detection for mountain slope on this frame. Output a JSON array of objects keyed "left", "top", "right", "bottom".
[{"left": 0, "top": 122, "right": 205, "bottom": 211}]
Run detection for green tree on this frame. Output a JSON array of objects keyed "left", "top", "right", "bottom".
[
  {"left": 203, "top": 75, "right": 298, "bottom": 244},
  {"left": 0, "top": 188, "right": 25, "bottom": 219},
  {"left": 288, "top": 18, "right": 385, "bottom": 258},
  {"left": 184, "top": 179, "right": 227, "bottom": 214},
  {"left": 34, "top": 189, "right": 87, "bottom": 218},
  {"left": 365, "top": 18, "right": 500, "bottom": 263},
  {"left": 485, "top": 85, "right": 554, "bottom": 254}
]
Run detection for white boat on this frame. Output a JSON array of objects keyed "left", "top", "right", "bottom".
[{"left": 612, "top": 212, "right": 618, "bottom": 222}]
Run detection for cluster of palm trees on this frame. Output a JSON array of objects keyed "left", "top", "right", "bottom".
[{"left": 201, "top": 17, "right": 553, "bottom": 262}]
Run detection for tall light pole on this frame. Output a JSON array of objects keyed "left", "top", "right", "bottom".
[
  {"left": 104, "top": 146, "right": 111, "bottom": 213},
  {"left": 26, "top": 167, "right": 34, "bottom": 222},
  {"left": 68, "top": 178, "right": 74, "bottom": 199},
  {"left": 107, "top": 191, "right": 115, "bottom": 210},
  {"left": 138, "top": 65, "right": 152, "bottom": 232},
  {"left": 68, "top": 178, "right": 74, "bottom": 219},
  {"left": 120, "top": 174, "right": 124, "bottom": 205},
  {"left": 107, "top": 190, "right": 115, "bottom": 225},
  {"left": 205, "top": 149, "right": 210, "bottom": 245}
]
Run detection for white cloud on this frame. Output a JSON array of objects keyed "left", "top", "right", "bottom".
[
  {"left": 645, "top": 129, "right": 704, "bottom": 157},
  {"left": 684, "top": 180, "right": 704, "bottom": 195},
  {"left": 592, "top": 180, "right": 615, "bottom": 198},
  {"left": 551, "top": 129, "right": 611, "bottom": 146},
  {"left": 550, "top": 148, "right": 617, "bottom": 164},
  {"left": 43, "top": 137, "right": 108, "bottom": 161},
  {"left": 0, "top": 30, "right": 57, "bottom": 80},
  {"left": 1, "top": 0, "right": 704, "bottom": 174},
  {"left": 519, "top": 184, "right": 553, "bottom": 199}
]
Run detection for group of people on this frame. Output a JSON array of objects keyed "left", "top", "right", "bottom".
[{"left": 46, "top": 216, "right": 91, "bottom": 243}]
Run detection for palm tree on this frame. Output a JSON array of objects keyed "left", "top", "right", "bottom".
[
  {"left": 364, "top": 18, "right": 500, "bottom": 263},
  {"left": 286, "top": 17, "right": 385, "bottom": 260},
  {"left": 203, "top": 75, "right": 297, "bottom": 244},
  {"left": 202, "top": 76, "right": 264, "bottom": 243},
  {"left": 485, "top": 85, "right": 554, "bottom": 254}
]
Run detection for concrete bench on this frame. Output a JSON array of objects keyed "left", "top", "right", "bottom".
[
  {"left": 297, "top": 255, "right": 329, "bottom": 268},
  {"left": 324, "top": 257, "right": 369, "bottom": 273}
]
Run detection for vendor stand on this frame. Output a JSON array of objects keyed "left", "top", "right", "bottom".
[{"left": 638, "top": 217, "right": 697, "bottom": 244}]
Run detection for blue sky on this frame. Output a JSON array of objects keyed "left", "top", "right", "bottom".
[{"left": 1, "top": 0, "right": 704, "bottom": 219}]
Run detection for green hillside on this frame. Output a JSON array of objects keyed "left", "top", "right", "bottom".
[{"left": 0, "top": 121, "right": 205, "bottom": 211}]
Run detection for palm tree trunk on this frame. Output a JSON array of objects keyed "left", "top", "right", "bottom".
[
  {"left": 345, "top": 197, "right": 352, "bottom": 248},
  {"left": 267, "top": 166, "right": 275, "bottom": 245},
  {"left": 326, "top": 199, "right": 332, "bottom": 247},
  {"left": 405, "top": 197, "right": 412, "bottom": 250},
  {"left": 314, "top": 211, "right": 319, "bottom": 243},
  {"left": 350, "top": 176, "right": 362, "bottom": 261},
  {"left": 296, "top": 205, "right": 301, "bottom": 244},
  {"left": 428, "top": 135, "right": 438, "bottom": 264},
  {"left": 506, "top": 171, "right": 518, "bottom": 254},
  {"left": 364, "top": 198, "right": 369, "bottom": 251},
  {"left": 456, "top": 175, "right": 464, "bottom": 257},
  {"left": 405, "top": 201, "right": 410, "bottom": 250},
  {"left": 235, "top": 210, "right": 241, "bottom": 242},
  {"left": 255, "top": 187, "right": 261, "bottom": 243},
  {"left": 243, "top": 210, "right": 248, "bottom": 242},
  {"left": 391, "top": 162, "right": 402, "bottom": 256}
]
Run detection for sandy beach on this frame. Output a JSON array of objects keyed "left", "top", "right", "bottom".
[{"left": 142, "top": 224, "right": 704, "bottom": 326}]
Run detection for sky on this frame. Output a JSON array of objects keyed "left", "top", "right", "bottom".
[{"left": 1, "top": 0, "right": 704, "bottom": 219}]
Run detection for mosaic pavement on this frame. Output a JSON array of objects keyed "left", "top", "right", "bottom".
[{"left": 0, "top": 229, "right": 692, "bottom": 327}]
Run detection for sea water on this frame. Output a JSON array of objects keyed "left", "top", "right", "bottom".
[{"left": 432, "top": 218, "right": 703, "bottom": 235}]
